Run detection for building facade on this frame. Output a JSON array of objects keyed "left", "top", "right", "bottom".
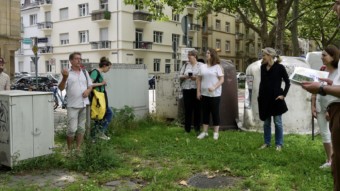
[
  {"left": 17, "top": 0, "right": 261, "bottom": 75},
  {"left": 1, "top": 0, "right": 21, "bottom": 77}
]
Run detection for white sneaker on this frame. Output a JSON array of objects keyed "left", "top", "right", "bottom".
[
  {"left": 213, "top": 132, "right": 219, "bottom": 140},
  {"left": 319, "top": 162, "right": 331, "bottom": 169},
  {"left": 98, "top": 133, "right": 110, "bottom": 140},
  {"left": 197, "top": 132, "right": 208, "bottom": 139}
]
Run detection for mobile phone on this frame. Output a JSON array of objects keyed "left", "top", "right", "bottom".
[{"left": 188, "top": 72, "right": 193, "bottom": 77}]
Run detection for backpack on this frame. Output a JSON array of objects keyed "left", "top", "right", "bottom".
[{"left": 89, "top": 69, "right": 107, "bottom": 120}]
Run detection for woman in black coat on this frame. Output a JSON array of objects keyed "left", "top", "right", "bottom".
[{"left": 258, "top": 47, "right": 290, "bottom": 151}]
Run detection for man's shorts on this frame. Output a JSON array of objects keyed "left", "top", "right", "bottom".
[{"left": 67, "top": 107, "right": 86, "bottom": 137}]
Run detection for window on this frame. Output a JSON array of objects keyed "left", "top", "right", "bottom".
[
  {"left": 136, "top": 58, "right": 143, "bottom": 65},
  {"left": 225, "top": 22, "right": 230, "bottom": 32},
  {"left": 60, "top": 60, "right": 69, "bottom": 72},
  {"left": 153, "top": 31, "right": 163, "bottom": 43},
  {"left": 165, "top": 64, "right": 170, "bottom": 73},
  {"left": 60, "top": 8, "right": 69, "bottom": 20},
  {"left": 79, "top": 30, "right": 89, "bottom": 43},
  {"left": 100, "top": 0, "right": 108, "bottom": 10},
  {"left": 153, "top": 59, "right": 160, "bottom": 72},
  {"left": 29, "top": 14, "right": 37, "bottom": 25},
  {"left": 215, "top": 19, "right": 221, "bottom": 30},
  {"left": 79, "top": 3, "right": 89, "bottom": 17},
  {"left": 19, "top": 61, "right": 24, "bottom": 72},
  {"left": 188, "top": 37, "right": 193, "bottom": 48},
  {"left": 46, "top": 61, "right": 52, "bottom": 72},
  {"left": 30, "top": 61, "right": 35, "bottom": 73},
  {"left": 216, "top": 39, "right": 221, "bottom": 50},
  {"left": 172, "top": 11, "right": 179, "bottom": 22},
  {"left": 60, "top": 33, "right": 69, "bottom": 45},
  {"left": 172, "top": 34, "right": 180, "bottom": 49},
  {"left": 225, "top": 40, "right": 230, "bottom": 52},
  {"left": 174, "top": 60, "right": 180, "bottom": 72}
]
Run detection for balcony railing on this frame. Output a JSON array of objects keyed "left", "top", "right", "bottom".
[
  {"left": 236, "top": 50, "right": 244, "bottom": 57},
  {"left": 202, "top": 26, "right": 213, "bottom": 35},
  {"left": 37, "top": 21, "right": 53, "bottom": 29},
  {"left": 38, "top": 0, "right": 52, "bottom": 5},
  {"left": 90, "top": 41, "right": 111, "bottom": 49},
  {"left": 133, "top": 11, "right": 152, "bottom": 22},
  {"left": 189, "top": 23, "right": 200, "bottom": 31},
  {"left": 91, "top": 10, "right": 111, "bottom": 21},
  {"left": 235, "top": 33, "right": 244, "bottom": 40},
  {"left": 133, "top": 41, "right": 153, "bottom": 49},
  {"left": 38, "top": 46, "right": 53, "bottom": 54}
]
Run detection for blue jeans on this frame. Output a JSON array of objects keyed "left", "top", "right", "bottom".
[
  {"left": 263, "top": 115, "right": 283, "bottom": 146},
  {"left": 92, "top": 107, "right": 114, "bottom": 137}
]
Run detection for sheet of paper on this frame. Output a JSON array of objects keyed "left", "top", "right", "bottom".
[{"left": 289, "top": 67, "right": 329, "bottom": 84}]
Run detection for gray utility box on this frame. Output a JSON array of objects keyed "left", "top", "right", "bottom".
[{"left": 0, "top": 90, "right": 54, "bottom": 167}]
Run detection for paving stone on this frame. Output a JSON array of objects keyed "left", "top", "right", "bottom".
[{"left": 188, "top": 173, "right": 242, "bottom": 189}]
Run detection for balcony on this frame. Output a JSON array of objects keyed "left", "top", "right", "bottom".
[
  {"left": 38, "top": 0, "right": 52, "bottom": 8},
  {"left": 38, "top": 46, "right": 53, "bottom": 54},
  {"left": 245, "top": 33, "right": 255, "bottom": 41},
  {"left": 188, "top": 23, "right": 200, "bottom": 32},
  {"left": 187, "top": 2, "right": 198, "bottom": 11},
  {"left": 235, "top": 16, "right": 242, "bottom": 23},
  {"left": 91, "top": 10, "right": 111, "bottom": 23},
  {"left": 235, "top": 33, "right": 244, "bottom": 40},
  {"left": 37, "top": 21, "right": 53, "bottom": 32},
  {"left": 236, "top": 50, "right": 244, "bottom": 57},
  {"left": 90, "top": 41, "right": 111, "bottom": 49},
  {"left": 133, "top": 11, "right": 152, "bottom": 23},
  {"left": 133, "top": 41, "right": 153, "bottom": 50},
  {"left": 202, "top": 26, "right": 213, "bottom": 35}
]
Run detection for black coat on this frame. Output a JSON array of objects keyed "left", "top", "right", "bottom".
[{"left": 258, "top": 62, "right": 290, "bottom": 121}]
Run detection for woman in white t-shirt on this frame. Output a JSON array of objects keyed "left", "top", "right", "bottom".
[{"left": 196, "top": 48, "right": 224, "bottom": 140}]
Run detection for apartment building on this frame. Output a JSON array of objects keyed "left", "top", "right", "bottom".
[
  {"left": 0, "top": 0, "right": 21, "bottom": 76},
  {"left": 17, "top": 0, "right": 260, "bottom": 75}
]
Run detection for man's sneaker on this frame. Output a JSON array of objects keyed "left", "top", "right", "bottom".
[
  {"left": 259, "top": 144, "right": 269, "bottom": 150},
  {"left": 98, "top": 133, "right": 110, "bottom": 141},
  {"left": 197, "top": 132, "right": 208, "bottom": 139},
  {"left": 276, "top": 145, "right": 282, "bottom": 151},
  {"left": 213, "top": 132, "right": 219, "bottom": 140},
  {"left": 319, "top": 162, "right": 331, "bottom": 169}
]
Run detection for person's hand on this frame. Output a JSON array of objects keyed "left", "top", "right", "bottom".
[
  {"left": 319, "top": 78, "right": 333, "bottom": 85},
  {"left": 275, "top": 95, "right": 284, "bottom": 100},
  {"left": 326, "top": 112, "right": 330, "bottom": 121},
  {"left": 301, "top": 81, "right": 321, "bottom": 94},
  {"left": 208, "top": 87, "right": 215, "bottom": 92},
  {"left": 102, "top": 80, "right": 107, "bottom": 85},
  {"left": 190, "top": 76, "right": 196, "bottom": 80},
  {"left": 311, "top": 106, "right": 317, "bottom": 118},
  {"left": 82, "top": 89, "right": 91, "bottom": 98},
  {"left": 61, "top": 68, "right": 69, "bottom": 78},
  {"left": 197, "top": 92, "right": 201, "bottom": 100}
]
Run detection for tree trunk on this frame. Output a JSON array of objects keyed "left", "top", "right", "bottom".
[
  {"left": 291, "top": 0, "right": 300, "bottom": 56},
  {"left": 276, "top": 0, "right": 286, "bottom": 53}
]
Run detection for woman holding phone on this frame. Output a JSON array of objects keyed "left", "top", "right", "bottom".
[{"left": 179, "top": 49, "right": 203, "bottom": 134}]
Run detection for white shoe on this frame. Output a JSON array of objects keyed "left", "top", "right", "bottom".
[
  {"left": 98, "top": 133, "right": 110, "bottom": 140},
  {"left": 319, "top": 162, "right": 331, "bottom": 169},
  {"left": 197, "top": 132, "right": 208, "bottom": 139},
  {"left": 213, "top": 132, "right": 219, "bottom": 140}
]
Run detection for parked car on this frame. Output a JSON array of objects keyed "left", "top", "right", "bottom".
[
  {"left": 148, "top": 75, "right": 155, "bottom": 89},
  {"left": 237, "top": 72, "right": 246, "bottom": 81},
  {"left": 11, "top": 76, "right": 58, "bottom": 91}
]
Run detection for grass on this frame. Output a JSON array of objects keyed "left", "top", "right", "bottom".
[{"left": 0, "top": 112, "right": 333, "bottom": 191}]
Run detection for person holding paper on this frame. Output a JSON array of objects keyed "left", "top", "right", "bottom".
[
  {"left": 311, "top": 45, "right": 339, "bottom": 169},
  {"left": 258, "top": 47, "right": 290, "bottom": 151},
  {"left": 302, "top": 2, "right": 340, "bottom": 189}
]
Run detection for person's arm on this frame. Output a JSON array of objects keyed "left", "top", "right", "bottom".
[
  {"left": 301, "top": 81, "right": 340, "bottom": 97},
  {"left": 276, "top": 65, "right": 290, "bottom": 100},
  {"left": 196, "top": 75, "right": 202, "bottom": 100},
  {"left": 311, "top": 94, "right": 317, "bottom": 118},
  {"left": 58, "top": 69, "right": 68, "bottom": 91},
  {"left": 5, "top": 76, "right": 10, "bottom": 90}
]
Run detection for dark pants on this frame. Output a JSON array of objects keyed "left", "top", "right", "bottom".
[
  {"left": 328, "top": 102, "right": 340, "bottom": 191},
  {"left": 183, "top": 89, "right": 201, "bottom": 132},
  {"left": 201, "top": 96, "right": 221, "bottom": 126}
]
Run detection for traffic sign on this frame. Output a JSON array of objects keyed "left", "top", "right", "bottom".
[
  {"left": 30, "top": 56, "right": 40, "bottom": 63},
  {"left": 181, "top": 48, "right": 194, "bottom": 61},
  {"left": 23, "top": 38, "right": 32, "bottom": 45},
  {"left": 32, "top": 45, "right": 38, "bottom": 55},
  {"left": 38, "top": 38, "right": 48, "bottom": 43}
]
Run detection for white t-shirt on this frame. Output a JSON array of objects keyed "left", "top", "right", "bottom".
[{"left": 198, "top": 64, "right": 224, "bottom": 97}]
